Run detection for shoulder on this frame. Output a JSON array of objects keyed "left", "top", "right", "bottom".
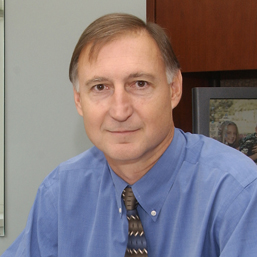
[
  {"left": 244, "top": 132, "right": 256, "bottom": 140},
  {"left": 59, "top": 146, "right": 106, "bottom": 171},
  {"left": 180, "top": 131, "right": 257, "bottom": 188},
  {"left": 40, "top": 146, "right": 107, "bottom": 190},
  {"left": 240, "top": 133, "right": 257, "bottom": 145}
]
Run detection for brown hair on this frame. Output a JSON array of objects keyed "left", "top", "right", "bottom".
[{"left": 69, "top": 13, "right": 180, "bottom": 90}]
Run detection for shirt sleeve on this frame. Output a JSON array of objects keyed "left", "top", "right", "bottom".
[
  {"left": 1, "top": 171, "right": 59, "bottom": 257},
  {"left": 218, "top": 179, "right": 257, "bottom": 257}
]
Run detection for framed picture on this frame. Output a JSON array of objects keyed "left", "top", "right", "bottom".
[{"left": 192, "top": 87, "right": 257, "bottom": 163}]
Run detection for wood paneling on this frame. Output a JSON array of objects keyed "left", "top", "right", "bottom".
[
  {"left": 146, "top": 0, "right": 257, "bottom": 132},
  {"left": 146, "top": 0, "right": 156, "bottom": 22},
  {"left": 153, "top": 0, "right": 257, "bottom": 72},
  {"left": 174, "top": 73, "right": 210, "bottom": 132}
]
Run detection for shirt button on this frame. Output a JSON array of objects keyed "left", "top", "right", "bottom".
[
  {"left": 119, "top": 208, "right": 122, "bottom": 213},
  {"left": 151, "top": 210, "right": 157, "bottom": 216}
]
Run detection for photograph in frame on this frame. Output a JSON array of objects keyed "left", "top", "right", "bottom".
[{"left": 192, "top": 87, "right": 257, "bottom": 164}]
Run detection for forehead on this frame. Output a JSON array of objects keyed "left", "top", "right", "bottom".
[{"left": 227, "top": 124, "right": 236, "bottom": 130}]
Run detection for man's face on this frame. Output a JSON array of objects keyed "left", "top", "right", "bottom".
[{"left": 74, "top": 31, "right": 182, "bottom": 168}]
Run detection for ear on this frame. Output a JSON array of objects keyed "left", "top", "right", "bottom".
[
  {"left": 73, "top": 87, "right": 83, "bottom": 116},
  {"left": 170, "top": 70, "right": 183, "bottom": 110}
]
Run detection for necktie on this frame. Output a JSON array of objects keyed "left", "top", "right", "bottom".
[{"left": 122, "top": 187, "right": 148, "bottom": 257}]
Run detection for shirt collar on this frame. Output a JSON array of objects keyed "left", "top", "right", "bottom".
[
  {"left": 109, "top": 166, "right": 128, "bottom": 217},
  {"left": 109, "top": 128, "right": 186, "bottom": 221}
]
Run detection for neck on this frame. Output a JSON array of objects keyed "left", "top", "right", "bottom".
[
  {"left": 109, "top": 158, "right": 159, "bottom": 185},
  {"left": 106, "top": 131, "right": 174, "bottom": 185}
]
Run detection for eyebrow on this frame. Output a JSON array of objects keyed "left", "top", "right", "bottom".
[
  {"left": 127, "top": 72, "right": 155, "bottom": 81},
  {"left": 85, "top": 77, "right": 109, "bottom": 86},
  {"left": 85, "top": 72, "right": 156, "bottom": 87}
]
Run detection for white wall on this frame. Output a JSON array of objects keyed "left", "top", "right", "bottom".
[
  {"left": 0, "top": 0, "right": 146, "bottom": 253},
  {"left": 0, "top": 1, "right": 4, "bottom": 231},
  {"left": 0, "top": 8, "right": 3, "bottom": 233}
]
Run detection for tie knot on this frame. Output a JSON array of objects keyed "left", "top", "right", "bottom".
[{"left": 122, "top": 187, "right": 138, "bottom": 211}]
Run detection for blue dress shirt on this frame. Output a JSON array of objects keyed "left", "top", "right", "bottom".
[{"left": 2, "top": 128, "right": 257, "bottom": 256}]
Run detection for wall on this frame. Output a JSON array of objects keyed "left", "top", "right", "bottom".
[
  {"left": 0, "top": 0, "right": 146, "bottom": 253},
  {"left": 0, "top": 0, "right": 4, "bottom": 234}
]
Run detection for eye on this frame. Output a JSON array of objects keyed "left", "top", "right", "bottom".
[
  {"left": 93, "top": 84, "right": 106, "bottom": 91},
  {"left": 127, "top": 79, "right": 153, "bottom": 96},
  {"left": 135, "top": 81, "right": 148, "bottom": 88}
]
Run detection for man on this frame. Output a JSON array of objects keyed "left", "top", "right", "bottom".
[
  {"left": 240, "top": 123, "right": 257, "bottom": 163},
  {"left": 2, "top": 13, "right": 257, "bottom": 257}
]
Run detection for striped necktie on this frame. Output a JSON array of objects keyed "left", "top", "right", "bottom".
[{"left": 122, "top": 187, "right": 148, "bottom": 256}]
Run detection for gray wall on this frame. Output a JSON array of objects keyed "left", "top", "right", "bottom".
[{"left": 0, "top": 0, "right": 146, "bottom": 253}]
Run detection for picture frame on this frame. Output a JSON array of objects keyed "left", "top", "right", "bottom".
[
  {"left": 192, "top": 87, "right": 257, "bottom": 163},
  {"left": 192, "top": 87, "right": 257, "bottom": 137}
]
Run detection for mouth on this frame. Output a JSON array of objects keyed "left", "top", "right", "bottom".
[{"left": 107, "top": 129, "right": 140, "bottom": 134}]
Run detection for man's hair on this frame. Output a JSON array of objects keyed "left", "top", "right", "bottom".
[{"left": 69, "top": 13, "right": 180, "bottom": 91}]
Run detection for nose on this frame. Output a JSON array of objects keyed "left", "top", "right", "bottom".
[{"left": 109, "top": 87, "right": 133, "bottom": 122}]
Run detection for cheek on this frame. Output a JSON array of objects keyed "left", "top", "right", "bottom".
[
  {"left": 140, "top": 96, "right": 173, "bottom": 131},
  {"left": 81, "top": 104, "right": 104, "bottom": 134}
]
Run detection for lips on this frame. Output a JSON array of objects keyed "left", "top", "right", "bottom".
[{"left": 108, "top": 129, "right": 139, "bottom": 133}]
